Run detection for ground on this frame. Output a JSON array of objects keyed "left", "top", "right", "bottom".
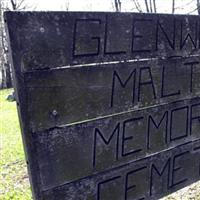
[
  {"left": 0, "top": 89, "right": 31, "bottom": 200},
  {"left": 0, "top": 88, "right": 200, "bottom": 200}
]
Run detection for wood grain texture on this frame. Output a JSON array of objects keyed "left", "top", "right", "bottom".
[
  {"left": 35, "top": 97, "right": 200, "bottom": 190},
  {"left": 4, "top": 11, "right": 200, "bottom": 200},
  {"left": 5, "top": 11, "right": 200, "bottom": 72},
  {"left": 25, "top": 57, "right": 200, "bottom": 131},
  {"left": 41, "top": 140, "right": 200, "bottom": 200}
]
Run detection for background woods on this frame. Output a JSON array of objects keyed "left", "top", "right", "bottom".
[{"left": 0, "top": 0, "right": 30, "bottom": 88}]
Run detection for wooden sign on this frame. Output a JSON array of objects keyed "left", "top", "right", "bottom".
[{"left": 5, "top": 11, "right": 200, "bottom": 200}]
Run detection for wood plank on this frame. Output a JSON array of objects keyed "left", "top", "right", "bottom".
[
  {"left": 34, "top": 97, "right": 200, "bottom": 190},
  {"left": 5, "top": 11, "right": 200, "bottom": 200},
  {"left": 4, "top": 11, "right": 200, "bottom": 72},
  {"left": 25, "top": 57, "right": 200, "bottom": 131},
  {"left": 41, "top": 139, "right": 200, "bottom": 200}
]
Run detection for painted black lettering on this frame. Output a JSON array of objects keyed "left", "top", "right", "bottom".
[
  {"left": 93, "top": 123, "right": 120, "bottom": 168},
  {"left": 122, "top": 117, "right": 144, "bottom": 157},
  {"left": 170, "top": 106, "right": 189, "bottom": 141},
  {"left": 184, "top": 61, "right": 199, "bottom": 93},
  {"left": 180, "top": 20, "right": 198, "bottom": 50},
  {"left": 138, "top": 67, "right": 156, "bottom": 102},
  {"left": 147, "top": 111, "right": 168, "bottom": 150},
  {"left": 97, "top": 176, "right": 121, "bottom": 200},
  {"left": 125, "top": 166, "right": 147, "bottom": 200},
  {"left": 104, "top": 15, "right": 127, "bottom": 55},
  {"left": 150, "top": 158, "right": 171, "bottom": 196},
  {"left": 190, "top": 103, "right": 200, "bottom": 135},
  {"left": 171, "top": 151, "right": 189, "bottom": 188},
  {"left": 110, "top": 69, "right": 136, "bottom": 107},
  {"left": 73, "top": 19, "right": 101, "bottom": 57},
  {"left": 161, "top": 64, "right": 181, "bottom": 98},
  {"left": 132, "top": 19, "right": 152, "bottom": 53},
  {"left": 156, "top": 19, "right": 176, "bottom": 50}
]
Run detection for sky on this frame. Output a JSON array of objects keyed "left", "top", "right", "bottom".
[{"left": 16, "top": 0, "right": 199, "bottom": 15}]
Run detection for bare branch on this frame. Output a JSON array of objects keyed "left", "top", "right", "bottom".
[
  {"left": 16, "top": 0, "right": 26, "bottom": 10},
  {"left": 153, "top": 0, "right": 157, "bottom": 13},
  {"left": 10, "top": 0, "right": 17, "bottom": 10},
  {"left": 172, "top": 0, "right": 175, "bottom": 14},
  {"left": 187, "top": 0, "right": 199, "bottom": 14},
  {"left": 132, "top": 0, "right": 142, "bottom": 12},
  {"left": 144, "top": 0, "right": 150, "bottom": 13},
  {"left": 65, "top": 0, "right": 69, "bottom": 11},
  {"left": 175, "top": 0, "right": 195, "bottom": 10},
  {"left": 114, "top": 0, "right": 121, "bottom": 12},
  {"left": 197, "top": 0, "right": 200, "bottom": 15},
  {"left": 149, "top": 0, "right": 153, "bottom": 12}
]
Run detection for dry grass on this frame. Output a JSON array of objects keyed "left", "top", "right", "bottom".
[{"left": 0, "top": 89, "right": 32, "bottom": 200}]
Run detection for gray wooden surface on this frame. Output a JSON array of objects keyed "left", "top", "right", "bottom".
[
  {"left": 25, "top": 57, "right": 200, "bottom": 131},
  {"left": 41, "top": 140, "right": 200, "bottom": 200},
  {"left": 35, "top": 98, "right": 200, "bottom": 191},
  {"left": 4, "top": 11, "right": 200, "bottom": 200},
  {"left": 5, "top": 12, "right": 200, "bottom": 71}
]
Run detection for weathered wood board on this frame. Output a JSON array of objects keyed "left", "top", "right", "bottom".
[
  {"left": 42, "top": 139, "right": 200, "bottom": 200},
  {"left": 4, "top": 11, "right": 200, "bottom": 200},
  {"left": 5, "top": 12, "right": 200, "bottom": 71},
  {"left": 26, "top": 57, "right": 200, "bottom": 131},
  {"left": 36, "top": 97, "right": 200, "bottom": 191}
]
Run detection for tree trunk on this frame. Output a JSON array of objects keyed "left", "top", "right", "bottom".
[
  {"left": 132, "top": 0, "right": 142, "bottom": 12},
  {"left": 144, "top": 0, "right": 150, "bottom": 12},
  {"left": 1, "top": 65, "right": 6, "bottom": 88},
  {"left": 5, "top": 63, "right": 12, "bottom": 88},
  {"left": 114, "top": 0, "right": 121, "bottom": 12},
  {"left": 153, "top": 0, "right": 157, "bottom": 13},
  {"left": 149, "top": 0, "right": 153, "bottom": 12},
  {"left": 172, "top": 0, "right": 175, "bottom": 14},
  {"left": 197, "top": 0, "right": 200, "bottom": 15},
  {"left": 0, "top": 0, "right": 31, "bottom": 89}
]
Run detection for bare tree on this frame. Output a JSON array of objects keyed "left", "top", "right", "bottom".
[
  {"left": 0, "top": 0, "right": 6, "bottom": 88},
  {"left": 172, "top": 0, "right": 175, "bottom": 14},
  {"left": 7, "top": 0, "right": 32, "bottom": 11},
  {"left": 145, "top": 0, "right": 157, "bottom": 13},
  {"left": 149, "top": 0, "right": 153, "bottom": 12},
  {"left": 10, "top": 0, "right": 25, "bottom": 10},
  {"left": 132, "top": 0, "right": 142, "bottom": 12},
  {"left": 61, "top": 0, "right": 69, "bottom": 11},
  {"left": 144, "top": 0, "right": 150, "bottom": 12},
  {"left": 0, "top": 0, "right": 11, "bottom": 88},
  {"left": 65, "top": 0, "right": 69, "bottom": 11},
  {"left": 113, "top": 0, "right": 121, "bottom": 12},
  {"left": 186, "top": 0, "right": 200, "bottom": 14},
  {"left": 197, "top": 0, "right": 200, "bottom": 14},
  {"left": 153, "top": 0, "right": 157, "bottom": 13},
  {"left": 0, "top": 0, "right": 31, "bottom": 88}
]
